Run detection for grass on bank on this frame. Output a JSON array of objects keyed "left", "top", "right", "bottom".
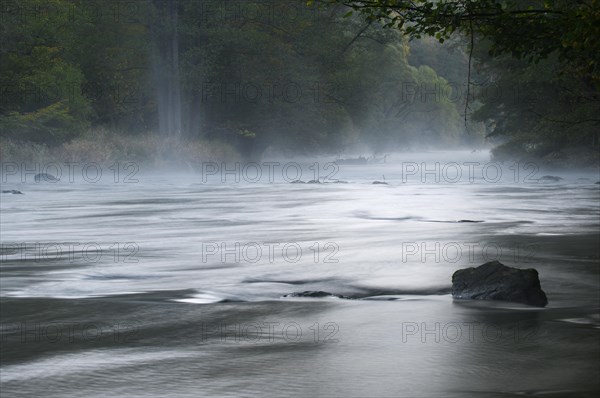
[{"left": 0, "top": 129, "right": 241, "bottom": 168}]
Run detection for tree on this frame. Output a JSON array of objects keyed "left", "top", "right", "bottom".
[
  {"left": 471, "top": 45, "right": 599, "bottom": 165},
  {"left": 0, "top": 0, "right": 91, "bottom": 144},
  {"left": 313, "top": 0, "right": 599, "bottom": 164},
  {"left": 310, "top": 0, "right": 600, "bottom": 85}
]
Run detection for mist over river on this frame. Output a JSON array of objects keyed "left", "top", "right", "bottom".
[{"left": 1, "top": 151, "right": 599, "bottom": 397}]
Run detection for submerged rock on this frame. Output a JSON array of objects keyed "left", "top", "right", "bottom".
[
  {"left": 2, "top": 190, "right": 23, "bottom": 194},
  {"left": 458, "top": 220, "right": 483, "bottom": 223},
  {"left": 452, "top": 261, "right": 548, "bottom": 307},
  {"left": 291, "top": 179, "right": 345, "bottom": 184},
  {"left": 335, "top": 156, "right": 368, "bottom": 165},
  {"left": 372, "top": 181, "right": 388, "bottom": 185},
  {"left": 284, "top": 291, "right": 347, "bottom": 299},
  {"left": 538, "top": 175, "right": 563, "bottom": 182},
  {"left": 34, "top": 173, "right": 59, "bottom": 182}
]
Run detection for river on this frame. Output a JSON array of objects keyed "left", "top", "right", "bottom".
[{"left": 1, "top": 151, "right": 599, "bottom": 397}]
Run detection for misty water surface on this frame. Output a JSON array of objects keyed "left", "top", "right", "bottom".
[{"left": 1, "top": 151, "right": 599, "bottom": 397}]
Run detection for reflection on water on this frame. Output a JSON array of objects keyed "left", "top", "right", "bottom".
[{"left": 1, "top": 151, "right": 599, "bottom": 397}]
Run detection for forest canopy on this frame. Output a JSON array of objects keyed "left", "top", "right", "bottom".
[
  {"left": 314, "top": 0, "right": 600, "bottom": 165},
  {"left": 1, "top": 0, "right": 598, "bottom": 166}
]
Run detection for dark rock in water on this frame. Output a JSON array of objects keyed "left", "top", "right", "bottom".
[
  {"left": 328, "top": 180, "right": 349, "bottom": 184},
  {"left": 2, "top": 190, "right": 23, "bottom": 194},
  {"left": 307, "top": 180, "right": 321, "bottom": 184},
  {"left": 372, "top": 181, "right": 388, "bottom": 185},
  {"left": 596, "top": 181, "right": 600, "bottom": 185},
  {"left": 538, "top": 175, "right": 562, "bottom": 182},
  {"left": 34, "top": 173, "right": 59, "bottom": 182},
  {"left": 458, "top": 220, "right": 483, "bottom": 223},
  {"left": 335, "top": 156, "right": 368, "bottom": 165},
  {"left": 284, "top": 291, "right": 347, "bottom": 298},
  {"left": 290, "top": 180, "right": 305, "bottom": 184},
  {"left": 452, "top": 261, "right": 548, "bottom": 307}
]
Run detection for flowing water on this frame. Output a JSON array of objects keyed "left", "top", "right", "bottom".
[{"left": 1, "top": 151, "right": 599, "bottom": 397}]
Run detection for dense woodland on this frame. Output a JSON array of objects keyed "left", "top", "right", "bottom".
[{"left": 1, "top": 0, "right": 598, "bottom": 166}]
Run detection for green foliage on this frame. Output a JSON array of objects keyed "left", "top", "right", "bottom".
[
  {"left": 1, "top": 0, "right": 474, "bottom": 157},
  {"left": 0, "top": 0, "right": 91, "bottom": 144},
  {"left": 313, "top": 0, "right": 600, "bottom": 85},
  {"left": 177, "top": 0, "right": 467, "bottom": 155},
  {"left": 316, "top": 0, "right": 599, "bottom": 164},
  {"left": 472, "top": 49, "right": 599, "bottom": 165}
]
